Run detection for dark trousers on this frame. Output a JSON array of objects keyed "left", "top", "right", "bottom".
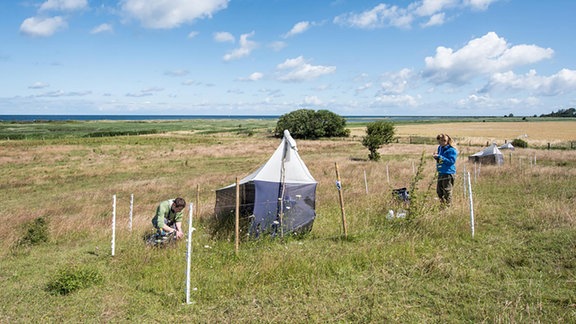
[{"left": 437, "top": 173, "right": 455, "bottom": 206}]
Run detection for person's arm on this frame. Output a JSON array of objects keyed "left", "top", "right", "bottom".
[
  {"left": 440, "top": 147, "right": 457, "bottom": 165},
  {"left": 174, "top": 221, "right": 184, "bottom": 239}
]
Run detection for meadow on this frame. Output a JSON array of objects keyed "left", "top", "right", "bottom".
[{"left": 1, "top": 118, "right": 575, "bottom": 322}]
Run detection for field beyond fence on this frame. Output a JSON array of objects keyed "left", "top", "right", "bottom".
[{"left": 1, "top": 119, "right": 575, "bottom": 322}]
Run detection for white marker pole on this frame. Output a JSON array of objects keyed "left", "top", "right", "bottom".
[
  {"left": 386, "top": 163, "right": 390, "bottom": 184},
  {"left": 185, "top": 203, "right": 194, "bottom": 305},
  {"left": 111, "top": 194, "right": 116, "bottom": 256},
  {"left": 364, "top": 170, "right": 368, "bottom": 194},
  {"left": 467, "top": 172, "right": 475, "bottom": 238},
  {"left": 129, "top": 193, "right": 134, "bottom": 232}
]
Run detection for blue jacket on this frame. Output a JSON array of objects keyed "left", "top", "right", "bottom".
[{"left": 436, "top": 145, "right": 457, "bottom": 174}]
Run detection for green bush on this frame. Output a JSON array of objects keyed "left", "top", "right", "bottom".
[
  {"left": 362, "top": 120, "right": 396, "bottom": 161},
  {"left": 274, "top": 109, "right": 350, "bottom": 139},
  {"left": 46, "top": 265, "right": 103, "bottom": 295},
  {"left": 17, "top": 217, "right": 49, "bottom": 247},
  {"left": 511, "top": 138, "right": 528, "bottom": 148}
]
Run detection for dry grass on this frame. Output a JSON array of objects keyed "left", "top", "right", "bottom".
[{"left": 350, "top": 121, "right": 576, "bottom": 147}]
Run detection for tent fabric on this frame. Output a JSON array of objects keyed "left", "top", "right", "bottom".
[
  {"left": 468, "top": 143, "right": 504, "bottom": 165},
  {"left": 499, "top": 143, "right": 515, "bottom": 150},
  {"left": 214, "top": 130, "right": 317, "bottom": 237}
]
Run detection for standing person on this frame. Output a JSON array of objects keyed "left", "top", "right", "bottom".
[
  {"left": 152, "top": 197, "right": 186, "bottom": 240},
  {"left": 433, "top": 134, "right": 458, "bottom": 207}
]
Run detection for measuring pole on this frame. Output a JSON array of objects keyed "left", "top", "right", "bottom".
[
  {"left": 185, "top": 203, "right": 194, "bottom": 305},
  {"left": 111, "top": 194, "right": 116, "bottom": 256}
]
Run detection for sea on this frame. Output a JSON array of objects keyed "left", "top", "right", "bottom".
[{"left": 0, "top": 115, "right": 483, "bottom": 123}]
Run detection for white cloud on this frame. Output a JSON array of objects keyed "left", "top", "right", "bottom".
[
  {"left": 413, "top": 0, "right": 458, "bottom": 16},
  {"left": 20, "top": 16, "right": 67, "bottom": 37},
  {"left": 39, "top": 0, "right": 88, "bottom": 12},
  {"left": 214, "top": 31, "right": 234, "bottom": 43},
  {"left": 334, "top": 3, "right": 412, "bottom": 29},
  {"left": 303, "top": 96, "right": 323, "bottom": 105},
  {"left": 91, "top": 23, "right": 113, "bottom": 34},
  {"left": 188, "top": 31, "right": 199, "bottom": 39},
  {"left": 379, "top": 68, "right": 415, "bottom": 95},
  {"left": 269, "top": 41, "right": 287, "bottom": 51},
  {"left": 276, "top": 56, "right": 336, "bottom": 82},
  {"left": 421, "top": 13, "right": 445, "bottom": 27},
  {"left": 464, "top": 0, "right": 500, "bottom": 11},
  {"left": 481, "top": 69, "right": 576, "bottom": 96},
  {"left": 284, "top": 21, "right": 310, "bottom": 38},
  {"left": 334, "top": 0, "right": 501, "bottom": 29},
  {"left": 373, "top": 94, "right": 418, "bottom": 107},
  {"left": 423, "top": 32, "right": 554, "bottom": 85},
  {"left": 28, "top": 82, "right": 50, "bottom": 89},
  {"left": 355, "top": 83, "right": 373, "bottom": 94},
  {"left": 120, "top": 0, "right": 229, "bottom": 29},
  {"left": 223, "top": 31, "right": 257, "bottom": 61},
  {"left": 238, "top": 72, "right": 264, "bottom": 81}
]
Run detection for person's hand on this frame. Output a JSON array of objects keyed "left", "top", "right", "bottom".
[{"left": 175, "top": 230, "right": 184, "bottom": 239}]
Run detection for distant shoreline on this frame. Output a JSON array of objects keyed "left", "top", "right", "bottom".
[{"left": 0, "top": 114, "right": 504, "bottom": 123}]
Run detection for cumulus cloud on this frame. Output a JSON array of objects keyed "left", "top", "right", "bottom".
[
  {"left": 39, "top": 0, "right": 88, "bottom": 12},
  {"left": 283, "top": 21, "right": 311, "bottom": 38},
  {"left": 120, "top": 0, "right": 229, "bottom": 29},
  {"left": 20, "top": 16, "right": 67, "bottom": 37},
  {"left": 91, "top": 23, "right": 113, "bottom": 34},
  {"left": 238, "top": 72, "right": 264, "bottom": 81},
  {"left": 379, "top": 68, "right": 415, "bottom": 95},
  {"left": 187, "top": 31, "right": 199, "bottom": 39},
  {"left": 214, "top": 31, "right": 235, "bottom": 43},
  {"left": 481, "top": 69, "right": 576, "bottom": 96},
  {"left": 276, "top": 56, "right": 336, "bottom": 82},
  {"left": 334, "top": 0, "right": 500, "bottom": 29},
  {"left": 423, "top": 32, "right": 554, "bottom": 85},
  {"left": 223, "top": 31, "right": 257, "bottom": 61}
]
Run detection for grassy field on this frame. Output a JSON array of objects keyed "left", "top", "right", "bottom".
[{"left": 1, "top": 119, "right": 575, "bottom": 322}]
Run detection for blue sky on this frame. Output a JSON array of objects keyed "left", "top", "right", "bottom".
[{"left": 1, "top": 0, "right": 575, "bottom": 116}]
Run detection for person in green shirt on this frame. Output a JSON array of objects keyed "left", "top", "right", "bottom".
[{"left": 152, "top": 197, "right": 186, "bottom": 240}]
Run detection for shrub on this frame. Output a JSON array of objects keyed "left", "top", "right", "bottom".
[
  {"left": 511, "top": 138, "right": 528, "bottom": 148},
  {"left": 362, "top": 120, "right": 396, "bottom": 161},
  {"left": 274, "top": 109, "right": 350, "bottom": 139},
  {"left": 46, "top": 265, "right": 103, "bottom": 295},
  {"left": 17, "top": 217, "right": 49, "bottom": 247}
]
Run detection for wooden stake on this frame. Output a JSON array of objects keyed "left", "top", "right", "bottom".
[
  {"left": 334, "top": 163, "right": 348, "bottom": 238},
  {"left": 235, "top": 177, "right": 240, "bottom": 255}
]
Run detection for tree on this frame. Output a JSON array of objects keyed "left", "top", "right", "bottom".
[
  {"left": 274, "top": 109, "right": 350, "bottom": 139},
  {"left": 362, "top": 120, "right": 395, "bottom": 161}
]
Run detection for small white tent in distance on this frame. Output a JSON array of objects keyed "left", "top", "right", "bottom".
[
  {"left": 469, "top": 143, "right": 504, "bottom": 165},
  {"left": 214, "top": 130, "right": 317, "bottom": 237}
]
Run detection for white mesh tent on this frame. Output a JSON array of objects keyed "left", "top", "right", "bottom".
[
  {"left": 214, "top": 130, "right": 317, "bottom": 237},
  {"left": 469, "top": 143, "right": 504, "bottom": 165}
]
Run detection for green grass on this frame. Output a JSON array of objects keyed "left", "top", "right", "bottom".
[{"left": 1, "top": 120, "right": 575, "bottom": 322}]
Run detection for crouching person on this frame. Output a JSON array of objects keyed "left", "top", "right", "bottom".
[{"left": 152, "top": 197, "right": 186, "bottom": 241}]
